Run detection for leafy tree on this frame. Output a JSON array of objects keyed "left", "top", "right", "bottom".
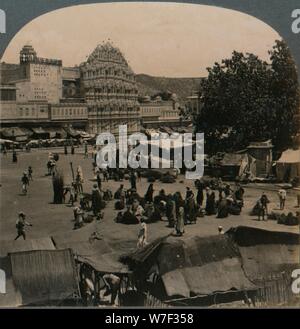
[
  {"left": 268, "top": 40, "right": 300, "bottom": 151},
  {"left": 195, "top": 40, "right": 300, "bottom": 155}
]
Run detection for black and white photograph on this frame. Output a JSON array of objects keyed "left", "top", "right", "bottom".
[{"left": 0, "top": 1, "right": 299, "bottom": 309}]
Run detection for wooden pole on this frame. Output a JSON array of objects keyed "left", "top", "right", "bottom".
[{"left": 70, "top": 162, "right": 75, "bottom": 181}]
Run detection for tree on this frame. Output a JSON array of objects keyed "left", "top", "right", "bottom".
[
  {"left": 268, "top": 40, "right": 300, "bottom": 151},
  {"left": 195, "top": 40, "right": 300, "bottom": 155}
]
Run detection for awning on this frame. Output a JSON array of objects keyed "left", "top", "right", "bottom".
[
  {"left": 64, "top": 126, "right": 80, "bottom": 138},
  {"left": 15, "top": 136, "right": 28, "bottom": 142},
  {"left": 0, "top": 139, "right": 18, "bottom": 145},
  {"left": 277, "top": 149, "right": 300, "bottom": 164},
  {"left": 31, "top": 127, "right": 47, "bottom": 135},
  {"left": 77, "top": 130, "right": 91, "bottom": 138},
  {"left": 43, "top": 127, "right": 67, "bottom": 139},
  {"left": 159, "top": 126, "right": 174, "bottom": 135},
  {"left": 0, "top": 127, "right": 32, "bottom": 138}
]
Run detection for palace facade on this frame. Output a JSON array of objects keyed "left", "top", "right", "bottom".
[{"left": 80, "top": 42, "right": 140, "bottom": 136}]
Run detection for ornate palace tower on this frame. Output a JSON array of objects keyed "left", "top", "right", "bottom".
[{"left": 80, "top": 42, "right": 140, "bottom": 135}]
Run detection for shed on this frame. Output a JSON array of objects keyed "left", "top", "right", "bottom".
[
  {"left": 9, "top": 249, "right": 79, "bottom": 306},
  {"left": 121, "top": 235, "right": 257, "bottom": 303},
  {"left": 276, "top": 149, "right": 300, "bottom": 183}
]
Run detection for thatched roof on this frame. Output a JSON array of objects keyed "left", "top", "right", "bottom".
[
  {"left": 121, "top": 234, "right": 256, "bottom": 298},
  {"left": 226, "top": 226, "right": 300, "bottom": 246},
  {"left": 227, "top": 226, "right": 300, "bottom": 282},
  {"left": 162, "top": 258, "right": 256, "bottom": 298},
  {"left": 53, "top": 229, "right": 130, "bottom": 274},
  {"left": 121, "top": 227, "right": 300, "bottom": 299}
]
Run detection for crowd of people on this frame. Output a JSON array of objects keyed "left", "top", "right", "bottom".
[
  {"left": 3, "top": 142, "right": 300, "bottom": 307},
  {"left": 9, "top": 142, "right": 300, "bottom": 244}
]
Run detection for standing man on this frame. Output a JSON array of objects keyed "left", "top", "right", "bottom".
[
  {"left": 15, "top": 212, "right": 32, "bottom": 240},
  {"left": 278, "top": 188, "right": 287, "bottom": 210},
  {"left": 296, "top": 188, "right": 300, "bottom": 208},
  {"left": 21, "top": 172, "right": 29, "bottom": 194},
  {"left": 196, "top": 180, "right": 204, "bottom": 208},
  {"left": 130, "top": 171, "right": 137, "bottom": 190},
  {"left": 103, "top": 169, "right": 109, "bottom": 182},
  {"left": 96, "top": 171, "right": 102, "bottom": 190},
  {"left": 260, "top": 192, "right": 270, "bottom": 215},
  {"left": 84, "top": 142, "right": 88, "bottom": 158},
  {"left": 91, "top": 184, "right": 103, "bottom": 216},
  {"left": 175, "top": 207, "right": 185, "bottom": 236},
  {"left": 166, "top": 194, "right": 176, "bottom": 227},
  {"left": 257, "top": 200, "right": 266, "bottom": 221},
  {"left": 28, "top": 166, "right": 33, "bottom": 181},
  {"left": 144, "top": 183, "right": 154, "bottom": 203},
  {"left": 12, "top": 150, "right": 17, "bottom": 163},
  {"left": 137, "top": 222, "right": 148, "bottom": 248},
  {"left": 185, "top": 190, "right": 197, "bottom": 224},
  {"left": 76, "top": 166, "right": 84, "bottom": 193}
]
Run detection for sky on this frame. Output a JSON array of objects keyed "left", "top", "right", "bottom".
[{"left": 1, "top": 2, "right": 280, "bottom": 77}]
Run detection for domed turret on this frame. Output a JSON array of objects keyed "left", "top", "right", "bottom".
[
  {"left": 20, "top": 45, "right": 37, "bottom": 63},
  {"left": 87, "top": 42, "right": 127, "bottom": 65}
]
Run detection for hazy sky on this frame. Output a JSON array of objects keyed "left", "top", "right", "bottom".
[{"left": 1, "top": 2, "right": 280, "bottom": 77}]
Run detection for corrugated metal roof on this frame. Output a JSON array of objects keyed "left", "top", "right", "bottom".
[
  {"left": 0, "top": 237, "right": 55, "bottom": 257},
  {"left": 9, "top": 249, "right": 79, "bottom": 305}
]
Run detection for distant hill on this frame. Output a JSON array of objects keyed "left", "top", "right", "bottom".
[{"left": 136, "top": 74, "right": 204, "bottom": 102}]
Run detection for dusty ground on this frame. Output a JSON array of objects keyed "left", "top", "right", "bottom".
[{"left": 0, "top": 147, "right": 299, "bottom": 254}]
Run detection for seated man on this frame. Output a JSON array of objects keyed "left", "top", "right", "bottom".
[
  {"left": 130, "top": 199, "right": 145, "bottom": 223},
  {"left": 144, "top": 202, "right": 161, "bottom": 223},
  {"left": 126, "top": 188, "right": 142, "bottom": 205},
  {"left": 227, "top": 197, "right": 242, "bottom": 215},
  {"left": 114, "top": 184, "right": 124, "bottom": 199},
  {"left": 73, "top": 205, "right": 84, "bottom": 229}
]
